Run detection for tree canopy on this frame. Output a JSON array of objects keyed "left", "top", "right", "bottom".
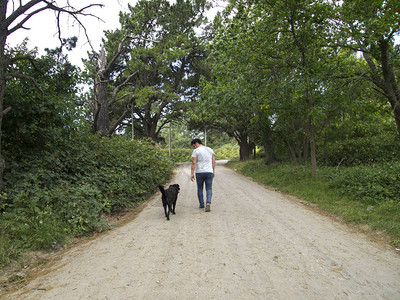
[
  {"left": 1, "top": 0, "right": 104, "bottom": 190},
  {"left": 193, "top": 0, "right": 399, "bottom": 174},
  {"left": 86, "top": 0, "right": 211, "bottom": 140}
]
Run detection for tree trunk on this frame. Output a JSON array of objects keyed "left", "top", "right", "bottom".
[
  {"left": 263, "top": 128, "right": 278, "bottom": 165},
  {"left": 0, "top": 2, "right": 7, "bottom": 190},
  {"left": 280, "top": 132, "right": 299, "bottom": 165},
  {"left": 379, "top": 39, "right": 400, "bottom": 136},
  {"left": 93, "top": 48, "right": 111, "bottom": 136},
  {"left": 0, "top": 70, "right": 5, "bottom": 191},
  {"left": 306, "top": 92, "right": 317, "bottom": 178},
  {"left": 291, "top": 120, "right": 304, "bottom": 165},
  {"left": 237, "top": 133, "right": 250, "bottom": 162},
  {"left": 303, "top": 135, "right": 309, "bottom": 165},
  {"left": 239, "top": 142, "right": 250, "bottom": 161},
  {"left": 248, "top": 134, "right": 256, "bottom": 159},
  {"left": 142, "top": 103, "right": 160, "bottom": 141},
  {"left": 263, "top": 139, "right": 277, "bottom": 165},
  {"left": 362, "top": 39, "right": 400, "bottom": 137},
  {"left": 323, "top": 119, "right": 329, "bottom": 164},
  {"left": 309, "top": 121, "right": 317, "bottom": 178},
  {"left": 286, "top": 141, "right": 298, "bottom": 165},
  {"left": 93, "top": 75, "right": 110, "bottom": 135}
]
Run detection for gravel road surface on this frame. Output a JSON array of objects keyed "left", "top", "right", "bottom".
[{"left": 4, "top": 161, "right": 400, "bottom": 299}]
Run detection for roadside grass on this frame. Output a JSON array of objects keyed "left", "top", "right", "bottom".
[{"left": 227, "top": 159, "right": 400, "bottom": 248}]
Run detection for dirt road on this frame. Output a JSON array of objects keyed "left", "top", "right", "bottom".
[{"left": 4, "top": 161, "right": 400, "bottom": 299}]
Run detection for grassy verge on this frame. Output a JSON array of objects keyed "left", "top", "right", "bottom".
[{"left": 227, "top": 159, "right": 400, "bottom": 248}]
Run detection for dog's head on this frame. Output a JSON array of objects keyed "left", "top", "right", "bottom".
[{"left": 169, "top": 184, "right": 180, "bottom": 192}]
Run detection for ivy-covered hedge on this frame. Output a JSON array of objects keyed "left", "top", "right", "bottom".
[{"left": 0, "top": 132, "right": 174, "bottom": 266}]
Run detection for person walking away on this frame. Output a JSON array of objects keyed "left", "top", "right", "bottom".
[{"left": 190, "top": 139, "right": 215, "bottom": 212}]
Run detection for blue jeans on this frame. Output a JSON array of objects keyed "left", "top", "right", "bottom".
[{"left": 195, "top": 172, "right": 213, "bottom": 207}]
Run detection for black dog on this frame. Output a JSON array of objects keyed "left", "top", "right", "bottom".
[{"left": 158, "top": 184, "right": 180, "bottom": 220}]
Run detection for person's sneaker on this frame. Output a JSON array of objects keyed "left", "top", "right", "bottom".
[
  {"left": 205, "top": 203, "right": 211, "bottom": 212},
  {"left": 199, "top": 205, "right": 204, "bottom": 209}
]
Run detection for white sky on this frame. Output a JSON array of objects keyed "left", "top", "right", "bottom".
[
  {"left": 6, "top": 0, "right": 224, "bottom": 68},
  {"left": 7, "top": 0, "right": 134, "bottom": 67}
]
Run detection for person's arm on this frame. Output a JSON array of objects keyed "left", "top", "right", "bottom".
[
  {"left": 191, "top": 157, "right": 197, "bottom": 181},
  {"left": 212, "top": 155, "right": 216, "bottom": 177}
]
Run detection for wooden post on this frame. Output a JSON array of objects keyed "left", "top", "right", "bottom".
[
  {"left": 169, "top": 123, "right": 172, "bottom": 157},
  {"left": 131, "top": 110, "right": 134, "bottom": 141}
]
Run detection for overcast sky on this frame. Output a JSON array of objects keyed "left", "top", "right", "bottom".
[
  {"left": 7, "top": 0, "right": 223, "bottom": 68},
  {"left": 7, "top": 0, "right": 133, "bottom": 67}
]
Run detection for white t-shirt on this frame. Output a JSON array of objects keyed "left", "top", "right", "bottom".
[{"left": 192, "top": 145, "right": 215, "bottom": 173}]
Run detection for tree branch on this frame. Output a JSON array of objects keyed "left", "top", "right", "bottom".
[
  {"left": 6, "top": 0, "right": 43, "bottom": 30},
  {"left": 104, "top": 36, "right": 159, "bottom": 75},
  {"left": 3, "top": 107, "right": 12, "bottom": 115},
  {"left": 5, "top": 72, "right": 44, "bottom": 95},
  {"left": 109, "top": 70, "right": 139, "bottom": 107},
  {"left": 9, "top": 55, "right": 44, "bottom": 75},
  {"left": 108, "top": 108, "right": 130, "bottom": 135},
  {"left": 7, "top": 1, "right": 104, "bottom": 52}
]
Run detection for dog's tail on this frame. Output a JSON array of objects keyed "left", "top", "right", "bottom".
[{"left": 158, "top": 184, "right": 167, "bottom": 197}]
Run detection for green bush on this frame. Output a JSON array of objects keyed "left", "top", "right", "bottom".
[
  {"left": 2, "top": 205, "right": 68, "bottom": 250},
  {"left": 214, "top": 143, "right": 239, "bottom": 160},
  {"left": 161, "top": 143, "right": 240, "bottom": 163},
  {"left": 322, "top": 134, "right": 400, "bottom": 166},
  {"left": 325, "top": 162, "right": 400, "bottom": 205},
  {"left": 0, "top": 131, "right": 175, "bottom": 267},
  {"left": 161, "top": 148, "right": 193, "bottom": 163}
]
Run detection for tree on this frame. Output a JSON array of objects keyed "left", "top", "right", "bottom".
[
  {"left": 196, "top": 73, "right": 257, "bottom": 161},
  {"left": 0, "top": 1, "right": 103, "bottom": 189},
  {"left": 90, "top": 42, "right": 139, "bottom": 136},
  {"left": 337, "top": 0, "right": 400, "bottom": 136},
  {"left": 89, "top": 0, "right": 210, "bottom": 140},
  {"left": 198, "top": 0, "right": 338, "bottom": 170},
  {"left": 197, "top": 0, "right": 397, "bottom": 167},
  {"left": 3, "top": 41, "right": 83, "bottom": 156},
  {"left": 194, "top": 5, "right": 269, "bottom": 161}
]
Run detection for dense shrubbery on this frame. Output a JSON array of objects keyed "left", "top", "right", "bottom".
[
  {"left": 161, "top": 148, "right": 193, "bottom": 163},
  {"left": 214, "top": 144, "right": 239, "bottom": 160},
  {"left": 161, "top": 143, "right": 239, "bottom": 163},
  {"left": 320, "top": 133, "right": 400, "bottom": 166},
  {"left": 0, "top": 131, "right": 174, "bottom": 267},
  {"left": 325, "top": 162, "right": 400, "bottom": 205}
]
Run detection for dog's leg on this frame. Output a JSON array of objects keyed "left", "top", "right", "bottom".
[
  {"left": 164, "top": 204, "right": 168, "bottom": 219},
  {"left": 166, "top": 205, "right": 170, "bottom": 220},
  {"left": 172, "top": 201, "right": 176, "bottom": 214}
]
